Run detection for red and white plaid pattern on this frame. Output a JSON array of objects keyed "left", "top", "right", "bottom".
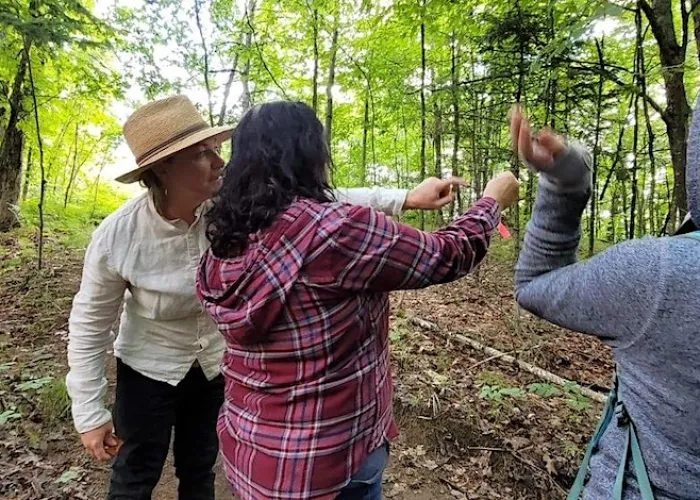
[{"left": 197, "top": 197, "right": 499, "bottom": 500}]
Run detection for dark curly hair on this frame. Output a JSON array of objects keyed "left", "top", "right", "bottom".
[{"left": 206, "top": 101, "right": 334, "bottom": 258}]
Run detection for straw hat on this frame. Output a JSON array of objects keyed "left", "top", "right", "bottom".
[{"left": 115, "top": 95, "right": 234, "bottom": 184}]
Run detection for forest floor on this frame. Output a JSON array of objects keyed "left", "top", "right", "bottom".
[{"left": 0, "top": 227, "right": 613, "bottom": 500}]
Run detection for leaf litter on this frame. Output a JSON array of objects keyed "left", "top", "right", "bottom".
[{"left": 0, "top": 239, "right": 612, "bottom": 498}]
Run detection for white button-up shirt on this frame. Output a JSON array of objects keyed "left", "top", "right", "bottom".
[{"left": 66, "top": 187, "right": 408, "bottom": 433}]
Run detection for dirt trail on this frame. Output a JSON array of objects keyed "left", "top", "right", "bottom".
[{"left": 1, "top": 239, "right": 612, "bottom": 499}]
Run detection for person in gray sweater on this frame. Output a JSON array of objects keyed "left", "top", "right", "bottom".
[{"left": 512, "top": 100, "right": 700, "bottom": 500}]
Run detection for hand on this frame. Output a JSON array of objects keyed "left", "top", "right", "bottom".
[
  {"left": 509, "top": 105, "right": 567, "bottom": 172},
  {"left": 81, "top": 421, "right": 122, "bottom": 461},
  {"left": 483, "top": 172, "right": 520, "bottom": 210},
  {"left": 404, "top": 177, "right": 469, "bottom": 210}
]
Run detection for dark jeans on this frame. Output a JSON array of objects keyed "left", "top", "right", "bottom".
[
  {"left": 337, "top": 442, "right": 390, "bottom": 500},
  {"left": 108, "top": 359, "right": 224, "bottom": 500}
]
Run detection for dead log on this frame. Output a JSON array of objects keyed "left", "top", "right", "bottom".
[{"left": 409, "top": 316, "right": 608, "bottom": 404}]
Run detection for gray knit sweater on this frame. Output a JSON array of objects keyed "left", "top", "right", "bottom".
[{"left": 514, "top": 98, "right": 700, "bottom": 499}]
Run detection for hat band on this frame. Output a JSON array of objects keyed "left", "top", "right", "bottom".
[{"left": 136, "top": 122, "right": 211, "bottom": 165}]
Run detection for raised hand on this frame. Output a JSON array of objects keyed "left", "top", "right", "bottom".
[
  {"left": 509, "top": 105, "right": 567, "bottom": 172},
  {"left": 483, "top": 172, "right": 520, "bottom": 210},
  {"left": 404, "top": 176, "right": 469, "bottom": 210}
]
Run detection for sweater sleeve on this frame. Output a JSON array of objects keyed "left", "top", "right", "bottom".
[
  {"left": 66, "top": 230, "right": 126, "bottom": 433},
  {"left": 309, "top": 197, "right": 500, "bottom": 292},
  {"left": 514, "top": 147, "right": 666, "bottom": 347},
  {"left": 333, "top": 187, "right": 408, "bottom": 216}
]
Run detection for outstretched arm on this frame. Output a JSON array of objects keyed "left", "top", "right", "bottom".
[
  {"left": 312, "top": 173, "right": 518, "bottom": 292},
  {"left": 334, "top": 177, "right": 467, "bottom": 216}
]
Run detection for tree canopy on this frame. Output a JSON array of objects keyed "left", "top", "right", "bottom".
[{"left": 1, "top": 0, "right": 699, "bottom": 255}]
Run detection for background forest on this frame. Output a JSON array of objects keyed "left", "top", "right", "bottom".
[
  {"left": 2, "top": 0, "right": 700, "bottom": 251},
  {"left": 1, "top": 0, "right": 699, "bottom": 498}
]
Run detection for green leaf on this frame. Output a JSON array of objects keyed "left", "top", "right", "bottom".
[
  {"left": 16, "top": 376, "right": 54, "bottom": 392},
  {"left": 528, "top": 382, "right": 563, "bottom": 398},
  {"left": 56, "top": 468, "right": 81, "bottom": 484},
  {"left": 0, "top": 408, "right": 23, "bottom": 426}
]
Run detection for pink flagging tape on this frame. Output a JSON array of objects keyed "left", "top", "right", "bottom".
[{"left": 497, "top": 222, "right": 512, "bottom": 239}]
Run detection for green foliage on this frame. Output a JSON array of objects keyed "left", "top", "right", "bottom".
[
  {"left": 477, "top": 371, "right": 527, "bottom": 403},
  {"left": 479, "top": 385, "right": 527, "bottom": 402},
  {"left": 1, "top": 183, "right": 127, "bottom": 276},
  {"left": 37, "top": 379, "right": 72, "bottom": 424},
  {"left": 15, "top": 376, "right": 53, "bottom": 392},
  {"left": 0, "top": 407, "right": 23, "bottom": 426},
  {"left": 527, "top": 381, "right": 593, "bottom": 413},
  {"left": 21, "top": 184, "right": 126, "bottom": 248},
  {"left": 563, "top": 381, "right": 593, "bottom": 413},
  {"left": 56, "top": 468, "right": 82, "bottom": 485},
  {"left": 2, "top": 0, "right": 699, "bottom": 253},
  {"left": 527, "top": 382, "right": 563, "bottom": 398}
]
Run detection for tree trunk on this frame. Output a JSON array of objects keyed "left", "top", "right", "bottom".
[
  {"left": 471, "top": 71, "right": 483, "bottom": 203},
  {"left": 433, "top": 91, "right": 444, "bottom": 226},
  {"left": 91, "top": 159, "right": 106, "bottom": 219},
  {"left": 46, "top": 117, "right": 73, "bottom": 191},
  {"left": 419, "top": 5, "right": 427, "bottom": 230},
  {"left": 450, "top": 34, "right": 462, "bottom": 216},
  {"left": 589, "top": 39, "right": 604, "bottom": 256},
  {"left": 361, "top": 87, "right": 369, "bottom": 186},
  {"left": 693, "top": 6, "right": 700, "bottom": 67},
  {"left": 312, "top": 8, "right": 319, "bottom": 112},
  {"left": 324, "top": 21, "right": 339, "bottom": 150},
  {"left": 27, "top": 44, "right": 45, "bottom": 269},
  {"left": 639, "top": 20, "right": 658, "bottom": 234},
  {"left": 631, "top": 93, "right": 640, "bottom": 239},
  {"left": 610, "top": 184, "right": 619, "bottom": 242},
  {"left": 64, "top": 122, "right": 79, "bottom": 209},
  {"left": 639, "top": 0, "right": 691, "bottom": 228},
  {"left": 22, "top": 146, "right": 32, "bottom": 201},
  {"left": 217, "top": 52, "right": 240, "bottom": 126},
  {"left": 240, "top": 0, "right": 257, "bottom": 113},
  {"left": 511, "top": 0, "right": 526, "bottom": 253},
  {"left": 0, "top": 37, "right": 31, "bottom": 232},
  {"left": 630, "top": 9, "right": 643, "bottom": 240},
  {"left": 194, "top": 0, "right": 214, "bottom": 126}
]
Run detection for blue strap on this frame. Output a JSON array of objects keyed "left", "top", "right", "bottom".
[
  {"left": 567, "top": 371, "right": 656, "bottom": 500},
  {"left": 630, "top": 424, "right": 655, "bottom": 499},
  {"left": 567, "top": 376, "right": 618, "bottom": 500},
  {"left": 612, "top": 419, "right": 629, "bottom": 497}
]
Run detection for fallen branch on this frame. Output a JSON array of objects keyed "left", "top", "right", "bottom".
[
  {"left": 409, "top": 316, "right": 608, "bottom": 403},
  {"left": 464, "top": 344, "right": 540, "bottom": 372}
]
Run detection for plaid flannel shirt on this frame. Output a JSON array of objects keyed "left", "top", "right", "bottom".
[{"left": 197, "top": 196, "right": 500, "bottom": 500}]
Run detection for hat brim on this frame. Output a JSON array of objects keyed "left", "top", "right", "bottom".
[{"left": 114, "top": 126, "right": 234, "bottom": 184}]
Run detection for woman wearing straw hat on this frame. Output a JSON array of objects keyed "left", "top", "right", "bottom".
[{"left": 65, "top": 95, "right": 467, "bottom": 499}]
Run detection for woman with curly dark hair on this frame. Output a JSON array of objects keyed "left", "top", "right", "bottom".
[
  {"left": 197, "top": 101, "right": 519, "bottom": 500},
  {"left": 66, "top": 95, "right": 465, "bottom": 500}
]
